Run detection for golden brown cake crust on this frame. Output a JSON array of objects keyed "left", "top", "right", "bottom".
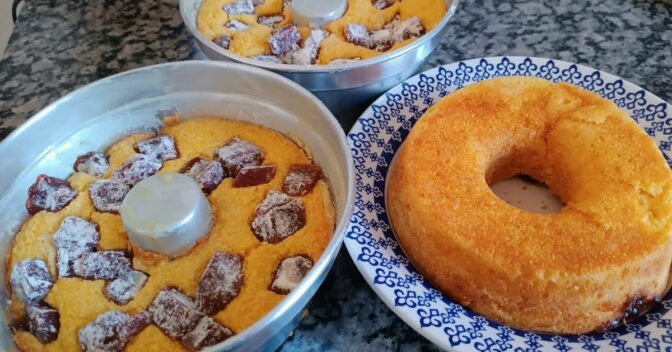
[
  {"left": 196, "top": 0, "right": 449, "bottom": 64},
  {"left": 8, "top": 117, "right": 335, "bottom": 351},
  {"left": 387, "top": 77, "right": 672, "bottom": 334}
]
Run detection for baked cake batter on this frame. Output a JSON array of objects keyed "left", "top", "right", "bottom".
[
  {"left": 197, "top": 0, "right": 448, "bottom": 64},
  {"left": 387, "top": 77, "right": 672, "bottom": 334},
  {"left": 7, "top": 117, "right": 335, "bottom": 351}
]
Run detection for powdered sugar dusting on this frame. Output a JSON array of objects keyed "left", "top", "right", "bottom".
[
  {"left": 369, "top": 28, "right": 393, "bottom": 50},
  {"left": 268, "top": 25, "right": 301, "bottom": 57},
  {"left": 270, "top": 255, "right": 313, "bottom": 294},
  {"left": 135, "top": 135, "right": 178, "bottom": 162},
  {"left": 251, "top": 191, "right": 306, "bottom": 243},
  {"left": 89, "top": 179, "right": 129, "bottom": 213},
  {"left": 257, "top": 15, "right": 284, "bottom": 27},
  {"left": 344, "top": 24, "right": 372, "bottom": 48},
  {"left": 214, "top": 138, "right": 264, "bottom": 177},
  {"left": 372, "top": 0, "right": 393, "bottom": 9},
  {"left": 72, "top": 251, "right": 131, "bottom": 280},
  {"left": 286, "top": 29, "right": 328, "bottom": 65},
  {"left": 282, "top": 164, "right": 322, "bottom": 196},
  {"left": 224, "top": 19, "right": 250, "bottom": 32},
  {"left": 10, "top": 259, "right": 53, "bottom": 303},
  {"left": 53, "top": 216, "right": 100, "bottom": 277},
  {"left": 79, "top": 311, "right": 129, "bottom": 351},
  {"left": 181, "top": 316, "right": 233, "bottom": 351},
  {"left": 390, "top": 16, "right": 425, "bottom": 42},
  {"left": 344, "top": 16, "right": 425, "bottom": 52},
  {"left": 224, "top": 0, "right": 254, "bottom": 14},
  {"left": 118, "top": 311, "right": 151, "bottom": 342},
  {"left": 27, "top": 302, "right": 60, "bottom": 344},
  {"left": 214, "top": 34, "right": 231, "bottom": 49},
  {"left": 283, "top": 171, "right": 312, "bottom": 195},
  {"left": 196, "top": 252, "right": 243, "bottom": 315},
  {"left": 255, "top": 190, "right": 292, "bottom": 215},
  {"left": 149, "top": 288, "right": 204, "bottom": 340},
  {"left": 111, "top": 154, "right": 162, "bottom": 186},
  {"left": 78, "top": 310, "right": 149, "bottom": 352},
  {"left": 105, "top": 270, "right": 148, "bottom": 306},
  {"left": 26, "top": 175, "right": 78, "bottom": 214},
  {"left": 73, "top": 152, "right": 110, "bottom": 177},
  {"left": 182, "top": 157, "right": 224, "bottom": 194}
]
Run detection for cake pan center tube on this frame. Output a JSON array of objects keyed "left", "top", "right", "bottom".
[
  {"left": 120, "top": 172, "right": 212, "bottom": 258},
  {"left": 291, "top": 0, "right": 347, "bottom": 28}
]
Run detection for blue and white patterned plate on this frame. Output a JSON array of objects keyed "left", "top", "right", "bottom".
[{"left": 345, "top": 56, "right": 672, "bottom": 351}]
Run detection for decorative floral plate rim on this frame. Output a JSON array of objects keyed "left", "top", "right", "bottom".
[{"left": 344, "top": 56, "right": 672, "bottom": 351}]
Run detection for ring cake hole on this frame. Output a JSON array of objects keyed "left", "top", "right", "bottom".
[
  {"left": 486, "top": 149, "right": 564, "bottom": 214},
  {"left": 490, "top": 174, "right": 564, "bottom": 214}
]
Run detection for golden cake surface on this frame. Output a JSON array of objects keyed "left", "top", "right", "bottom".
[
  {"left": 197, "top": 0, "right": 448, "bottom": 64},
  {"left": 8, "top": 117, "right": 334, "bottom": 351},
  {"left": 387, "top": 77, "right": 672, "bottom": 334}
]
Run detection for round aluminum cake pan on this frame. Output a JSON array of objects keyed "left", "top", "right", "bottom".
[
  {"left": 0, "top": 61, "right": 355, "bottom": 352},
  {"left": 179, "top": 0, "right": 459, "bottom": 122}
]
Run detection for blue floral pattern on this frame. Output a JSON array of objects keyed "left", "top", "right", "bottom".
[{"left": 345, "top": 57, "right": 672, "bottom": 351}]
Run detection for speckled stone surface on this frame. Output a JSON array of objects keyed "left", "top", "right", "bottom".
[{"left": 0, "top": 0, "right": 670, "bottom": 350}]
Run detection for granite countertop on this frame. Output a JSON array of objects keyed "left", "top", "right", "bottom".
[{"left": 0, "top": 0, "right": 670, "bottom": 350}]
